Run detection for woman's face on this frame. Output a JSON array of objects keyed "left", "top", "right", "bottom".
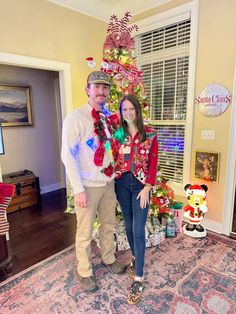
[{"left": 121, "top": 100, "right": 136, "bottom": 125}]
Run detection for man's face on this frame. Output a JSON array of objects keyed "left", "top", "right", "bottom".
[{"left": 86, "top": 83, "right": 110, "bottom": 107}]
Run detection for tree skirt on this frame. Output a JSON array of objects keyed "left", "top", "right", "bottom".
[{"left": 0, "top": 232, "right": 235, "bottom": 313}]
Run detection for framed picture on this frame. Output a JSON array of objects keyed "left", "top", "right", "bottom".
[
  {"left": 194, "top": 151, "right": 219, "bottom": 182},
  {"left": 0, "top": 85, "right": 33, "bottom": 127}
]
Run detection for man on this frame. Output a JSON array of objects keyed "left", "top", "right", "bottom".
[{"left": 61, "top": 71, "right": 126, "bottom": 294}]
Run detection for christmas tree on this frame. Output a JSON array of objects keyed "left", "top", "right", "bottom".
[{"left": 86, "top": 12, "right": 149, "bottom": 122}]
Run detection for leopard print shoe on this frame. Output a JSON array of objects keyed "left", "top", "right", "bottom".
[
  {"left": 127, "top": 281, "right": 143, "bottom": 304},
  {"left": 127, "top": 257, "right": 135, "bottom": 278}
]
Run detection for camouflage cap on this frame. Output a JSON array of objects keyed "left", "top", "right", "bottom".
[{"left": 87, "top": 71, "right": 111, "bottom": 85}]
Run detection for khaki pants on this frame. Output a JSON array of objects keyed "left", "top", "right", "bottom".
[{"left": 75, "top": 180, "right": 116, "bottom": 277}]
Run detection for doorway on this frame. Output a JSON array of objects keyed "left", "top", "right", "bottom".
[
  {"left": 222, "top": 60, "right": 236, "bottom": 236},
  {"left": 0, "top": 52, "right": 72, "bottom": 185},
  {"left": 232, "top": 193, "right": 236, "bottom": 235}
]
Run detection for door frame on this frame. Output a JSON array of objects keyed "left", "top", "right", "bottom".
[
  {"left": 0, "top": 52, "right": 73, "bottom": 188},
  {"left": 222, "top": 60, "right": 236, "bottom": 235}
]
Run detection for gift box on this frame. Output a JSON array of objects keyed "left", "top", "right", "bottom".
[
  {"left": 92, "top": 227, "right": 117, "bottom": 249},
  {"left": 146, "top": 216, "right": 161, "bottom": 234},
  {"left": 145, "top": 227, "right": 152, "bottom": 248},
  {"left": 92, "top": 218, "right": 166, "bottom": 252},
  {"left": 115, "top": 220, "right": 130, "bottom": 251},
  {"left": 170, "top": 202, "right": 183, "bottom": 233},
  {"left": 166, "top": 220, "right": 176, "bottom": 237},
  {"left": 149, "top": 229, "right": 166, "bottom": 246},
  {"left": 92, "top": 227, "right": 100, "bottom": 248},
  {"left": 171, "top": 208, "right": 183, "bottom": 233},
  {"left": 116, "top": 233, "right": 130, "bottom": 251}
]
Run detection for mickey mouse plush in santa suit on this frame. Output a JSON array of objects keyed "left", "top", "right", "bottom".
[{"left": 183, "top": 184, "right": 208, "bottom": 238}]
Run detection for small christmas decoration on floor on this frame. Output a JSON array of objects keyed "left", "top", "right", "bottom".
[
  {"left": 183, "top": 184, "right": 208, "bottom": 238},
  {"left": 149, "top": 169, "right": 183, "bottom": 237}
]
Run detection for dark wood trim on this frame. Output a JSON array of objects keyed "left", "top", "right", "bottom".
[{"left": 230, "top": 232, "right": 236, "bottom": 239}]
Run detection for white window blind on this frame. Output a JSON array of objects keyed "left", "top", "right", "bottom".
[{"left": 135, "top": 19, "right": 191, "bottom": 183}]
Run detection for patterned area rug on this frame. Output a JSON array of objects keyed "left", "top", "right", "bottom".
[{"left": 0, "top": 232, "right": 235, "bottom": 314}]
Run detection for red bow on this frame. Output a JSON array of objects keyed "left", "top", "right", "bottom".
[
  {"left": 91, "top": 109, "right": 118, "bottom": 168},
  {"left": 94, "top": 143, "right": 105, "bottom": 167}
]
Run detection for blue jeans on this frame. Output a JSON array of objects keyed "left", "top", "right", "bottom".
[{"left": 115, "top": 172, "right": 149, "bottom": 277}]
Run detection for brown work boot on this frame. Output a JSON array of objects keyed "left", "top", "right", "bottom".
[
  {"left": 102, "top": 260, "right": 127, "bottom": 274},
  {"left": 77, "top": 274, "right": 99, "bottom": 294}
]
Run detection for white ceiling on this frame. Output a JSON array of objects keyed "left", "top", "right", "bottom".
[{"left": 48, "top": 0, "right": 172, "bottom": 21}]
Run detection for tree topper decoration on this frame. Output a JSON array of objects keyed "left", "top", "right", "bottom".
[{"left": 104, "top": 12, "right": 138, "bottom": 50}]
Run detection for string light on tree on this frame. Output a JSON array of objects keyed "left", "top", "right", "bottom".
[{"left": 86, "top": 12, "right": 150, "bottom": 122}]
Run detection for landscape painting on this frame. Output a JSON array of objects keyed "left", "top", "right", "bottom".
[{"left": 0, "top": 85, "right": 33, "bottom": 126}]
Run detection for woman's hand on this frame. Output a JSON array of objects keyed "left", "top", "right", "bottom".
[{"left": 137, "top": 185, "right": 152, "bottom": 209}]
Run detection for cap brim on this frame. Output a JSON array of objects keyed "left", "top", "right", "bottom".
[{"left": 89, "top": 79, "right": 111, "bottom": 85}]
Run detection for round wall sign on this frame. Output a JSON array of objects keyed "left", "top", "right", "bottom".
[{"left": 195, "top": 84, "right": 231, "bottom": 117}]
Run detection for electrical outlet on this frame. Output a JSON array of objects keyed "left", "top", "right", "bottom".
[{"left": 201, "top": 130, "right": 215, "bottom": 140}]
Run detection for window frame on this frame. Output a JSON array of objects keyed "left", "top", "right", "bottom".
[{"left": 133, "top": 1, "right": 199, "bottom": 196}]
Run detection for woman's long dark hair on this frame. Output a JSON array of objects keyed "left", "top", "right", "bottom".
[{"left": 119, "top": 94, "right": 146, "bottom": 143}]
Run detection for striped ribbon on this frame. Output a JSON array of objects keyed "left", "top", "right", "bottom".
[{"left": 0, "top": 196, "right": 11, "bottom": 235}]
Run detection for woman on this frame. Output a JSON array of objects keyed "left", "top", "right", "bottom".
[{"left": 114, "top": 94, "right": 158, "bottom": 304}]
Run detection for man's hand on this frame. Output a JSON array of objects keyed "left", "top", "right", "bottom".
[{"left": 74, "top": 191, "right": 88, "bottom": 208}]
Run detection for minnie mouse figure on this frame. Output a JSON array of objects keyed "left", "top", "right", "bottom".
[{"left": 183, "top": 184, "right": 208, "bottom": 238}]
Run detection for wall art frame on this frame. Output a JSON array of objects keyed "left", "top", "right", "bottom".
[
  {"left": 194, "top": 150, "right": 219, "bottom": 182},
  {"left": 0, "top": 85, "right": 33, "bottom": 127}
]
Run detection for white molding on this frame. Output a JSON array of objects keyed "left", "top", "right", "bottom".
[
  {"left": 0, "top": 52, "right": 72, "bottom": 238},
  {"left": 48, "top": 0, "right": 173, "bottom": 22},
  {"left": 202, "top": 218, "right": 222, "bottom": 234},
  {"left": 48, "top": 0, "right": 107, "bottom": 21},
  {"left": 183, "top": 217, "right": 222, "bottom": 234},
  {"left": 0, "top": 51, "right": 73, "bottom": 181},
  {"left": 40, "top": 182, "right": 65, "bottom": 194},
  {"left": 222, "top": 60, "right": 236, "bottom": 235},
  {"left": 134, "top": 0, "right": 199, "bottom": 191},
  {"left": 183, "top": 0, "right": 199, "bottom": 186},
  {"left": 134, "top": 2, "right": 193, "bottom": 35},
  {"left": 0, "top": 52, "right": 73, "bottom": 120}
]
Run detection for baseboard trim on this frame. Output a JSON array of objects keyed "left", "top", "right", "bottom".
[
  {"left": 202, "top": 218, "right": 223, "bottom": 234},
  {"left": 183, "top": 217, "right": 223, "bottom": 234},
  {"left": 40, "top": 182, "right": 65, "bottom": 194}
]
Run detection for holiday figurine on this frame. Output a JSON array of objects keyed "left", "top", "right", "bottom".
[{"left": 183, "top": 184, "right": 208, "bottom": 238}]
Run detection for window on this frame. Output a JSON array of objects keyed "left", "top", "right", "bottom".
[{"left": 135, "top": 17, "right": 192, "bottom": 185}]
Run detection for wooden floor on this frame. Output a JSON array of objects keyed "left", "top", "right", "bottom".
[{"left": 0, "top": 189, "right": 76, "bottom": 282}]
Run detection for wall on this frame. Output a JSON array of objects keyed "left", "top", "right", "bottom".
[
  {"left": 133, "top": 0, "right": 236, "bottom": 227},
  {"left": 0, "top": 0, "right": 106, "bottom": 108},
  {"left": 0, "top": 0, "right": 107, "bottom": 192},
  {"left": 193, "top": 0, "right": 236, "bottom": 224},
  {"left": 0, "top": 64, "right": 62, "bottom": 192}
]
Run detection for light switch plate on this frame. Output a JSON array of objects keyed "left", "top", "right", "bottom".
[{"left": 201, "top": 130, "right": 215, "bottom": 140}]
